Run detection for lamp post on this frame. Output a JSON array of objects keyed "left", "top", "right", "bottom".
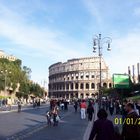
[
  {"left": 93, "top": 34, "right": 112, "bottom": 109},
  {"left": 1, "top": 70, "right": 11, "bottom": 97}
]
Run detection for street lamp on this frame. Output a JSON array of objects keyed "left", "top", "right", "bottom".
[
  {"left": 93, "top": 34, "right": 112, "bottom": 109},
  {"left": 1, "top": 70, "right": 11, "bottom": 97}
]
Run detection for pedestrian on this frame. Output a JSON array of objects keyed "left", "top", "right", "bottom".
[
  {"left": 46, "top": 111, "right": 53, "bottom": 126},
  {"left": 122, "top": 103, "right": 140, "bottom": 140},
  {"left": 80, "top": 100, "right": 87, "bottom": 119},
  {"left": 7, "top": 97, "right": 12, "bottom": 111},
  {"left": 87, "top": 102, "right": 94, "bottom": 121},
  {"left": 89, "top": 109, "right": 115, "bottom": 140},
  {"left": 122, "top": 100, "right": 128, "bottom": 121},
  {"left": 105, "top": 99, "right": 109, "bottom": 111},
  {"left": 60, "top": 101, "right": 64, "bottom": 110},
  {"left": 74, "top": 100, "right": 78, "bottom": 113},
  {"left": 136, "top": 100, "right": 140, "bottom": 115},
  {"left": 109, "top": 99, "right": 114, "bottom": 116},
  {"left": 64, "top": 100, "right": 68, "bottom": 111},
  {"left": 17, "top": 99, "right": 22, "bottom": 113},
  {"left": 52, "top": 105, "right": 59, "bottom": 126}
]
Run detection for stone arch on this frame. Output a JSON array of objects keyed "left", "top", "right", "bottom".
[
  {"left": 103, "top": 83, "right": 107, "bottom": 88},
  {"left": 80, "top": 83, "right": 84, "bottom": 89},
  {"left": 86, "top": 83, "right": 89, "bottom": 89},
  {"left": 109, "top": 83, "right": 112, "bottom": 88},
  {"left": 75, "top": 83, "right": 79, "bottom": 89},
  {"left": 91, "top": 83, "right": 95, "bottom": 89}
]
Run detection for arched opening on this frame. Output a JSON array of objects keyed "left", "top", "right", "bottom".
[
  {"left": 75, "top": 93, "right": 78, "bottom": 98},
  {"left": 70, "top": 93, "right": 73, "bottom": 98},
  {"left": 91, "top": 83, "right": 95, "bottom": 89},
  {"left": 66, "top": 84, "right": 69, "bottom": 90},
  {"left": 109, "top": 83, "right": 112, "bottom": 88},
  {"left": 91, "top": 93, "right": 94, "bottom": 98},
  {"left": 86, "top": 83, "right": 89, "bottom": 89},
  {"left": 75, "top": 83, "right": 78, "bottom": 89},
  {"left": 66, "top": 94, "right": 69, "bottom": 99},
  {"left": 86, "top": 93, "right": 89, "bottom": 98},
  {"left": 103, "top": 83, "right": 107, "bottom": 88},
  {"left": 71, "top": 83, "right": 73, "bottom": 90},
  {"left": 80, "top": 93, "right": 84, "bottom": 99},
  {"left": 80, "top": 83, "right": 84, "bottom": 89}
]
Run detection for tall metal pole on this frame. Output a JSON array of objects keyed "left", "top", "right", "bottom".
[
  {"left": 93, "top": 34, "right": 112, "bottom": 108},
  {"left": 132, "top": 65, "right": 135, "bottom": 83},
  {"left": 4, "top": 73, "right": 6, "bottom": 97},
  {"left": 137, "top": 63, "right": 140, "bottom": 83},
  {"left": 98, "top": 34, "right": 102, "bottom": 108}
]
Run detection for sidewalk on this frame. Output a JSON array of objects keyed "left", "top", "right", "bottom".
[
  {"left": 83, "top": 103, "right": 122, "bottom": 140},
  {"left": 83, "top": 103, "right": 98, "bottom": 140},
  {"left": 0, "top": 103, "right": 49, "bottom": 114}
]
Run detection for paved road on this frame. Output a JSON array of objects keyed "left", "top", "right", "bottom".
[
  {"left": 0, "top": 105, "right": 49, "bottom": 140},
  {"left": 0, "top": 104, "right": 88, "bottom": 140},
  {"left": 0, "top": 103, "right": 122, "bottom": 140},
  {"left": 25, "top": 109, "right": 88, "bottom": 140}
]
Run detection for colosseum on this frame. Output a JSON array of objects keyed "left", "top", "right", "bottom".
[{"left": 48, "top": 57, "right": 112, "bottom": 99}]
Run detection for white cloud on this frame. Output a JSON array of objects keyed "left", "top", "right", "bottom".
[
  {"left": 0, "top": 3, "right": 86, "bottom": 62},
  {"left": 82, "top": 0, "right": 102, "bottom": 27},
  {"left": 106, "top": 31, "right": 140, "bottom": 75}
]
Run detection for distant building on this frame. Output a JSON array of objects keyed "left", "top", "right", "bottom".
[
  {"left": 0, "top": 50, "right": 17, "bottom": 61},
  {"left": 48, "top": 57, "right": 112, "bottom": 99}
]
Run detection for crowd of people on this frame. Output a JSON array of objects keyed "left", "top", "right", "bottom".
[
  {"left": 47, "top": 97, "right": 140, "bottom": 140},
  {"left": 88, "top": 98, "right": 140, "bottom": 140}
]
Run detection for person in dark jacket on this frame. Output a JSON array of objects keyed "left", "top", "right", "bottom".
[
  {"left": 87, "top": 102, "right": 94, "bottom": 121},
  {"left": 109, "top": 99, "right": 114, "bottom": 116},
  {"left": 74, "top": 100, "right": 78, "bottom": 113},
  {"left": 89, "top": 109, "right": 115, "bottom": 140},
  {"left": 122, "top": 103, "right": 140, "bottom": 140}
]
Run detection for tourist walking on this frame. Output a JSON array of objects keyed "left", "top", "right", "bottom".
[
  {"left": 122, "top": 103, "right": 140, "bottom": 140},
  {"left": 89, "top": 109, "right": 115, "bottom": 140},
  {"left": 64, "top": 100, "right": 68, "bottom": 111},
  {"left": 80, "top": 100, "right": 87, "bottom": 119},
  {"left": 87, "top": 102, "right": 94, "bottom": 121},
  {"left": 17, "top": 100, "right": 22, "bottom": 113},
  {"left": 109, "top": 99, "right": 114, "bottom": 116},
  {"left": 52, "top": 105, "right": 59, "bottom": 126},
  {"left": 74, "top": 100, "right": 78, "bottom": 113},
  {"left": 7, "top": 97, "right": 12, "bottom": 111}
]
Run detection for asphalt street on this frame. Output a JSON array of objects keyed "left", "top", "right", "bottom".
[
  {"left": 25, "top": 109, "right": 88, "bottom": 140},
  {"left": 0, "top": 103, "right": 122, "bottom": 140},
  {"left": 0, "top": 104, "right": 49, "bottom": 140}
]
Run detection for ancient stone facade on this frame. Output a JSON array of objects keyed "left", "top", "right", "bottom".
[
  {"left": 48, "top": 57, "right": 112, "bottom": 99},
  {"left": 0, "top": 50, "right": 17, "bottom": 61}
]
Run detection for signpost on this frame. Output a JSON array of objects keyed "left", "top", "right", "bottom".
[
  {"left": 113, "top": 74, "right": 130, "bottom": 89},
  {"left": 113, "top": 74, "right": 131, "bottom": 125}
]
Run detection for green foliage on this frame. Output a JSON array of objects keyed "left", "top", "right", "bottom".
[
  {"left": 102, "top": 87, "right": 113, "bottom": 96},
  {"left": 30, "top": 83, "right": 44, "bottom": 97},
  {"left": 0, "top": 58, "right": 44, "bottom": 98}
]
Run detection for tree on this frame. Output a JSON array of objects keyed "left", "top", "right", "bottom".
[{"left": 0, "top": 58, "right": 44, "bottom": 99}]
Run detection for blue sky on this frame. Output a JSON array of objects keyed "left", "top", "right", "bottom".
[{"left": 0, "top": 0, "right": 140, "bottom": 86}]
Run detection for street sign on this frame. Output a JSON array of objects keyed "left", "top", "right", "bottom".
[{"left": 113, "top": 74, "right": 130, "bottom": 89}]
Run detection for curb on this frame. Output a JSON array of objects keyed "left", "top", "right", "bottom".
[{"left": 83, "top": 103, "right": 98, "bottom": 140}]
